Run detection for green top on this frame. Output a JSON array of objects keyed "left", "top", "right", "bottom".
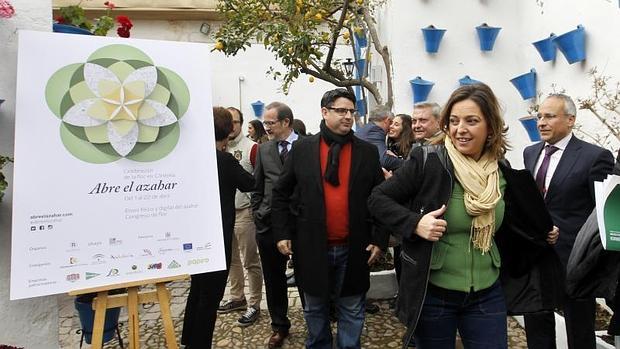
[{"left": 428, "top": 171, "right": 506, "bottom": 292}]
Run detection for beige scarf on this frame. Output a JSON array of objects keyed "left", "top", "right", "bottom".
[{"left": 444, "top": 136, "right": 501, "bottom": 253}]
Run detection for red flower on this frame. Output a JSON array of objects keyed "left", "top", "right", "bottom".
[
  {"left": 117, "top": 26, "right": 130, "bottom": 38},
  {"left": 0, "top": 0, "right": 15, "bottom": 18},
  {"left": 116, "top": 15, "right": 132, "bottom": 29},
  {"left": 104, "top": 1, "right": 115, "bottom": 9},
  {"left": 55, "top": 15, "right": 66, "bottom": 24}
]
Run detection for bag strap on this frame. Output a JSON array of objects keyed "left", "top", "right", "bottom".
[{"left": 421, "top": 144, "right": 450, "bottom": 171}]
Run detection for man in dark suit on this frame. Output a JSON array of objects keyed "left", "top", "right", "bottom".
[
  {"left": 181, "top": 107, "right": 255, "bottom": 349},
  {"left": 272, "top": 88, "right": 387, "bottom": 349},
  {"left": 355, "top": 105, "right": 402, "bottom": 171},
  {"left": 523, "top": 94, "right": 615, "bottom": 349},
  {"left": 250, "top": 101, "right": 299, "bottom": 348}
]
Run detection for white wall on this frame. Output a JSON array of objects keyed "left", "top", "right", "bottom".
[
  {"left": 0, "top": 1, "right": 59, "bottom": 348},
  {"left": 129, "top": 20, "right": 350, "bottom": 135},
  {"left": 382, "top": 0, "right": 620, "bottom": 166}
]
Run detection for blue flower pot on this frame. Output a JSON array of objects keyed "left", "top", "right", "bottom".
[
  {"left": 532, "top": 33, "right": 557, "bottom": 62},
  {"left": 553, "top": 25, "right": 586, "bottom": 64},
  {"left": 519, "top": 116, "right": 541, "bottom": 142},
  {"left": 355, "top": 59, "right": 366, "bottom": 79},
  {"left": 75, "top": 296, "right": 120, "bottom": 345},
  {"left": 356, "top": 98, "right": 367, "bottom": 116},
  {"left": 458, "top": 75, "right": 482, "bottom": 86},
  {"left": 53, "top": 23, "right": 93, "bottom": 35},
  {"left": 251, "top": 100, "right": 265, "bottom": 118},
  {"left": 476, "top": 23, "right": 501, "bottom": 51},
  {"left": 510, "top": 68, "right": 537, "bottom": 100},
  {"left": 409, "top": 76, "right": 435, "bottom": 103},
  {"left": 354, "top": 31, "right": 367, "bottom": 48},
  {"left": 421, "top": 25, "right": 447, "bottom": 53}
]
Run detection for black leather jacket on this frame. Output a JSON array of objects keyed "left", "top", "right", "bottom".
[{"left": 368, "top": 145, "right": 564, "bottom": 348}]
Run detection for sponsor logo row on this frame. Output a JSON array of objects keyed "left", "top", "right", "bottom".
[
  {"left": 56, "top": 241, "right": 212, "bottom": 252},
  {"left": 29, "top": 242, "right": 213, "bottom": 268},
  {"left": 64, "top": 258, "right": 209, "bottom": 283}
]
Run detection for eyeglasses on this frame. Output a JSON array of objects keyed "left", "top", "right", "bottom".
[
  {"left": 326, "top": 107, "right": 357, "bottom": 115},
  {"left": 262, "top": 120, "right": 281, "bottom": 127},
  {"left": 535, "top": 113, "right": 572, "bottom": 121}
]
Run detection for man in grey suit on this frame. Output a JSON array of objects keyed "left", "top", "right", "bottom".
[
  {"left": 251, "top": 102, "right": 299, "bottom": 348},
  {"left": 523, "top": 94, "right": 615, "bottom": 349}
]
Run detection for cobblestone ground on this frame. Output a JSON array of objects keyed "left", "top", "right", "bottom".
[{"left": 58, "top": 279, "right": 528, "bottom": 348}]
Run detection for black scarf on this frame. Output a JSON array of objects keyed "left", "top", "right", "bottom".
[{"left": 320, "top": 120, "right": 354, "bottom": 186}]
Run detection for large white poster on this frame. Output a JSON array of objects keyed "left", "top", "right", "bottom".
[{"left": 11, "top": 31, "right": 224, "bottom": 300}]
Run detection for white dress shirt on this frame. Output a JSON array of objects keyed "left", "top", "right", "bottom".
[
  {"left": 278, "top": 131, "right": 299, "bottom": 153},
  {"left": 533, "top": 133, "right": 573, "bottom": 192}
]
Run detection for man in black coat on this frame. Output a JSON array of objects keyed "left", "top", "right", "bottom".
[
  {"left": 523, "top": 94, "right": 615, "bottom": 349},
  {"left": 181, "top": 107, "right": 255, "bottom": 349},
  {"left": 272, "top": 88, "right": 386, "bottom": 349}
]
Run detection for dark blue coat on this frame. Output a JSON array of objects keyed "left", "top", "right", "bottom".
[
  {"left": 523, "top": 135, "right": 614, "bottom": 266},
  {"left": 355, "top": 123, "right": 403, "bottom": 171}
]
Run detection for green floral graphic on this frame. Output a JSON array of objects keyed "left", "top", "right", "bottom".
[{"left": 45, "top": 44, "right": 190, "bottom": 163}]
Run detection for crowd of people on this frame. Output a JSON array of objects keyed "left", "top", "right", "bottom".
[{"left": 181, "top": 84, "right": 620, "bottom": 349}]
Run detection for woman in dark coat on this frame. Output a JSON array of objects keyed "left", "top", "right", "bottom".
[
  {"left": 368, "top": 84, "right": 562, "bottom": 349},
  {"left": 181, "top": 107, "right": 255, "bottom": 349}
]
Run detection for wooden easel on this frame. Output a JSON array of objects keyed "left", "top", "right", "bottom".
[{"left": 69, "top": 275, "right": 189, "bottom": 349}]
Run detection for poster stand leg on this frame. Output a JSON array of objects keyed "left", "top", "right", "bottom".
[{"left": 69, "top": 275, "right": 189, "bottom": 349}]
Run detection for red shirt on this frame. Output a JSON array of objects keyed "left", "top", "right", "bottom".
[{"left": 320, "top": 139, "right": 351, "bottom": 246}]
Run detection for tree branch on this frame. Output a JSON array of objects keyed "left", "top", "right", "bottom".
[
  {"left": 324, "top": 0, "right": 349, "bottom": 71},
  {"left": 584, "top": 106, "right": 620, "bottom": 139}
]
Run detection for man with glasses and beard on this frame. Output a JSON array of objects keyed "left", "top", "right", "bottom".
[{"left": 271, "top": 88, "right": 386, "bottom": 349}]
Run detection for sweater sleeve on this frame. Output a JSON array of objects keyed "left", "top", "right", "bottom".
[{"left": 250, "top": 143, "right": 258, "bottom": 168}]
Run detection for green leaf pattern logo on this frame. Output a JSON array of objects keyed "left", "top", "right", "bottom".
[{"left": 45, "top": 44, "right": 190, "bottom": 163}]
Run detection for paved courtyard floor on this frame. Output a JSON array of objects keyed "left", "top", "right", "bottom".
[{"left": 58, "top": 279, "right": 529, "bottom": 348}]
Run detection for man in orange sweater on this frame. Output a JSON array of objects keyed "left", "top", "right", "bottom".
[{"left": 271, "top": 88, "right": 387, "bottom": 349}]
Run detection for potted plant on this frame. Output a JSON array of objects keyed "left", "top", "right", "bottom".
[
  {"left": 74, "top": 290, "right": 125, "bottom": 347},
  {"left": 54, "top": 1, "right": 133, "bottom": 37}
]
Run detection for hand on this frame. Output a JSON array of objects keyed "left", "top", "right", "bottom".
[
  {"left": 366, "top": 244, "right": 382, "bottom": 265},
  {"left": 415, "top": 205, "right": 447, "bottom": 241},
  {"left": 547, "top": 225, "right": 559, "bottom": 245},
  {"left": 277, "top": 240, "right": 293, "bottom": 256},
  {"left": 386, "top": 150, "right": 397, "bottom": 157},
  {"left": 382, "top": 167, "right": 393, "bottom": 179}
]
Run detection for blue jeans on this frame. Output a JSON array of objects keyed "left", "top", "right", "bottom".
[
  {"left": 415, "top": 281, "right": 507, "bottom": 349},
  {"left": 303, "top": 245, "right": 365, "bottom": 349}
]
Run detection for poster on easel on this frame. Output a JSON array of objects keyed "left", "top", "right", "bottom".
[
  {"left": 594, "top": 174, "right": 620, "bottom": 251},
  {"left": 11, "top": 30, "right": 224, "bottom": 300}
]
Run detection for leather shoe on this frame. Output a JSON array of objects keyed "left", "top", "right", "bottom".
[{"left": 268, "top": 330, "right": 289, "bottom": 348}]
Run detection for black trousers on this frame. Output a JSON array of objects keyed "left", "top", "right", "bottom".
[
  {"left": 524, "top": 295, "right": 596, "bottom": 349},
  {"left": 257, "top": 230, "right": 292, "bottom": 332},
  {"left": 181, "top": 269, "right": 229, "bottom": 348},
  {"left": 393, "top": 245, "right": 402, "bottom": 284},
  {"left": 181, "top": 227, "right": 233, "bottom": 348}
]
